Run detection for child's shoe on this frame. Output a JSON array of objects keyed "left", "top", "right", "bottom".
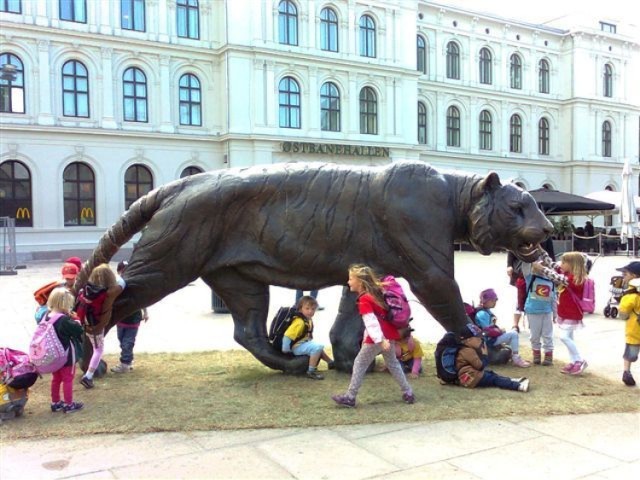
[
  {"left": 50, "top": 401, "right": 64, "bottom": 412},
  {"left": 622, "top": 370, "right": 636, "bottom": 386},
  {"left": 561, "top": 362, "right": 575, "bottom": 374},
  {"left": 306, "top": 370, "right": 324, "bottom": 380},
  {"left": 110, "top": 363, "right": 132, "bottom": 373},
  {"left": 80, "top": 376, "right": 94, "bottom": 389},
  {"left": 331, "top": 393, "right": 356, "bottom": 408},
  {"left": 512, "top": 354, "right": 531, "bottom": 368},
  {"left": 570, "top": 360, "right": 588, "bottom": 375},
  {"left": 532, "top": 349, "right": 541, "bottom": 365},
  {"left": 510, "top": 377, "right": 527, "bottom": 383},
  {"left": 402, "top": 392, "right": 416, "bottom": 404},
  {"left": 542, "top": 351, "right": 553, "bottom": 366},
  {"left": 63, "top": 401, "right": 84, "bottom": 413},
  {"left": 517, "top": 378, "right": 530, "bottom": 392}
]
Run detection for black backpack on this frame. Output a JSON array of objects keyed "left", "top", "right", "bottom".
[
  {"left": 434, "top": 332, "right": 461, "bottom": 385},
  {"left": 268, "top": 307, "right": 308, "bottom": 352}
]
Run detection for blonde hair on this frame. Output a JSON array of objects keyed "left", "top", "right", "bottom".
[
  {"left": 561, "top": 252, "right": 587, "bottom": 285},
  {"left": 88, "top": 263, "right": 117, "bottom": 288},
  {"left": 348, "top": 264, "right": 386, "bottom": 307},
  {"left": 47, "top": 287, "right": 75, "bottom": 313}
]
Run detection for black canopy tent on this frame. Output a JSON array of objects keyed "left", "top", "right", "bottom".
[{"left": 527, "top": 188, "right": 616, "bottom": 216}]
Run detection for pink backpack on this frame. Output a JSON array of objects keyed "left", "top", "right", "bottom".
[
  {"left": 0, "top": 348, "right": 39, "bottom": 389},
  {"left": 381, "top": 275, "right": 412, "bottom": 329},
  {"left": 28, "top": 313, "right": 68, "bottom": 374},
  {"left": 580, "top": 278, "right": 595, "bottom": 314}
]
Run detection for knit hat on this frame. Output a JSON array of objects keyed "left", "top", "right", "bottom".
[
  {"left": 480, "top": 288, "right": 498, "bottom": 303},
  {"left": 460, "top": 323, "right": 482, "bottom": 340},
  {"left": 61, "top": 263, "right": 79, "bottom": 280},
  {"left": 64, "top": 256, "right": 82, "bottom": 270},
  {"left": 616, "top": 261, "right": 640, "bottom": 276}
]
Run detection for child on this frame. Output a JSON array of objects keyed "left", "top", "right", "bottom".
[
  {"left": 526, "top": 261, "right": 557, "bottom": 365},
  {"left": 474, "top": 289, "right": 531, "bottom": 368},
  {"left": 332, "top": 264, "right": 414, "bottom": 407},
  {"left": 395, "top": 326, "right": 423, "bottom": 378},
  {"left": 47, "top": 288, "right": 85, "bottom": 413},
  {"left": 33, "top": 262, "right": 79, "bottom": 323},
  {"left": 111, "top": 260, "right": 148, "bottom": 373},
  {"left": 538, "top": 251, "right": 589, "bottom": 375},
  {"left": 78, "top": 264, "right": 123, "bottom": 389},
  {"left": 456, "top": 323, "right": 529, "bottom": 392},
  {"left": 281, "top": 295, "right": 334, "bottom": 380},
  {"left": 616, "top": 261, "right": 640, "bottom": 386}
]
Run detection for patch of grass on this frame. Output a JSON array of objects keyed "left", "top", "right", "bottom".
[{"left": 2, "top": 345, "right": 638, "bottom": 441}]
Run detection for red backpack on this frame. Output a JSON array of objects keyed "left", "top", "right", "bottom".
[{"left": 74, "top": 283, "right": 108, "bottom": 326}]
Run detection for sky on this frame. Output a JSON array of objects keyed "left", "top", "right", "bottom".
[{"left": 433, "top": 0, "right": 640, "bottom": 41}]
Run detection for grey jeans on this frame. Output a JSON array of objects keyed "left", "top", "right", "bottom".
[{"left": 346, "top": 342, "right": 412, "bottom": 399}]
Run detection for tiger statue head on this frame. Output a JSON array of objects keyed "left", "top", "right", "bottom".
[{"left": 467, "top": 172, "right": 554, "bottom": 262}]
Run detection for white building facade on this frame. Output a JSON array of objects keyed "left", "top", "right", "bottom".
[{"left": 0, "top": 0, "right": 638, "bottom": 258}]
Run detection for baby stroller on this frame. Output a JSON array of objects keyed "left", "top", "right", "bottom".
[{"left": 603, "top": 275, "right": 625, "bottom": 318}]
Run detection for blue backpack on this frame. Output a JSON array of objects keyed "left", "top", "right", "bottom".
[{"left": 434, "top": 332, "right": 461, "bottom": 385}]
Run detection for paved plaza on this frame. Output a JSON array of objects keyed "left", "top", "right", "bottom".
[{"left": 1, "top": 251, "right": 639, "bottom": 479}]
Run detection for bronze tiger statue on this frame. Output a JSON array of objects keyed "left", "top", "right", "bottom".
[{"left": 75, "top": 161, "right": 553, "bottom": 373}]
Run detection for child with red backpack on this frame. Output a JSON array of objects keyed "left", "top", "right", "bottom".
[
  {"left": 75, "top": 264, "right": 123, "bottom": 389},
  {"left": 45, "top": 288, "right": 85, "bottom": 413}
]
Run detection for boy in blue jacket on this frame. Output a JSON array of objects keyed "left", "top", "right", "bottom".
[{"left": 526, "top": 261, "right": 557, "bottom": 365}]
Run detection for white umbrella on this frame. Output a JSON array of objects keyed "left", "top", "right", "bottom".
[
  {"left": 585, "top": 190, "right": 640, "bottom": 214},
  {"left": 620, "top": 158, "right": 638, "bottom": 247}
]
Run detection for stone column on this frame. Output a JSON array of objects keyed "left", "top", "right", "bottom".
[
  {"left": 157, "top": 0, "right": 169, "bottom": 42},
  {"left": 100, "top": 48, "right": 117, "bottom": 129},
  {"left": 158, "top": 55, "right": 174, "bottom": 132},
  {"left": 99, "top": 0, "right": 112, "bottom": 35},
  {"left": 37, "top": 40, "right": 54, "bottom": 125}
]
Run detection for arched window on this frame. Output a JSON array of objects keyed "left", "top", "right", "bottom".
[
  {"left": 417, "top": 101, "right": 427, "bottom": 144},
  {"left": 278, "top": 76, "right": 300, "bottom": 128},
  {"left": 510, "top": 114, "right": 522, "bottom": 153},
  {"left": 602, "top": 121, "right": 612, "bottom": 157},
  {"left": 0, "top": 160, "right": 32, "bottom": 227},
  {"left": 359, "top": 87, "right": 377, "bottom": 134},
  {"left": 320, "top": 7, "right": 338, "bottom": 52},
  {"left": 121, "top": 0, "right": 145, "bottom": 31},
  {"left": 124, "top": 164, "right": 153, "bottom": 210},
  {"left": 510, "top": 54, "right": 522, "bottom": 89},
  {"left": 179, "top": 73, "right": 201, "bottom": 126},
  {"left": 278, "top": 0, "right": 298, "bottom": 46},
  {"left": 123, "top": 67, "right": 147, "bottom": 122},
  {"left": 320, "top": 81, "right": 340, "bottom": 132},
  {"left": 0, "top": 53, "right": 25, "bottom": 114},
  {"left": 603, "top": 63, "right": 613, "bottom": 97},
  {"left": 63, "top": 162, "right": 95, "bottom": 226},
  {"left": 479, "top": 48, "right": 492, "bottom": 85},
  {"left": 177, "top": 0, "right": 199, "bottom": 39},
  {"left": 479, "top": 110, "right": 492, "bottom": 150},
  {"left": 539, "top": 59, "right": 549, "bottom": 93},
  {"left": 359, "top": 14, "right": 376, "bottom": 58},
  {"left": 60, "top": 0, "right": 87, "bottom": 23},
  {"left": 446, "top": 42, "right": 459, "bottom": 79},
  {"left": 62, "top": 60, "right": 89, "bottom": 117},
  {"left": 417, "top": 35, "right": 427, "bottom": 74},
  {"left": 180, "top": 166, "right": 203, "bottom": 178},
  {"left": 446, "top": 106, "right": 460, "bottom": 147},
  {"left": 538, "top": 118, "right": 550, "bottom": 155}
]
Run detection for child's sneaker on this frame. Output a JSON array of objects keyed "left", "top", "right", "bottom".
[
  {"left": 50, "top": 401, "right": 64, "bottom": 412},
  {"left": 570, "top": 360, "right": 588, "bottom": 375},
  {"left": 402, "top": 392, "right": 416, "bottom": 404},
  {"left": 510, "top": 377, "right": 527, "bottom": 383},
  {"left": 63, "top": 401, "right": 84, "bottom": 413},
  {"left": 331, "top": 393, "right": 356, "bottom": 408},
  {"left": 622, "top": 370, "right": 636, "bottom": 386},
  {"left": 110, "top": 363, "right": 132, "bottom": 373},
  {"left": 517, "top": 378, "right": 530, "bottom": 392},
  {"left": 306, "top": 370, "right": 324, "bottom": 380},
  {"left": 561, "top": 362, "right": 575, "bottom": 374},
  {"left": 80, "top": 376, "right": 94, "bottom": 389},
  {"left": 512, "top": 354, "right": 531, "bottom": 368}
]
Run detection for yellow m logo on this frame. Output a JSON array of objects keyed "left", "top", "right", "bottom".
[
  {"left": 16, "top": 207, "right": 31, "bottom": 219},
  {"left": 80, "top": 207, "right": 94, "bottom": 219}
]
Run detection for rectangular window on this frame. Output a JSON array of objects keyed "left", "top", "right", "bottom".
[
  {"left": 177, "top": 0, "right": 199, "bottom": 39},
  {"left": 600, "top": 22, "right": 616, "bottom": 33},
  {"left": 0, "top": 0, "right": 21, "bottom": 14},
  {"left": 121, "top": 0, "right": 145, "bottom": 32},
  {"left": 60, "top": 0, "right": 87, "bottom": 23}
]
